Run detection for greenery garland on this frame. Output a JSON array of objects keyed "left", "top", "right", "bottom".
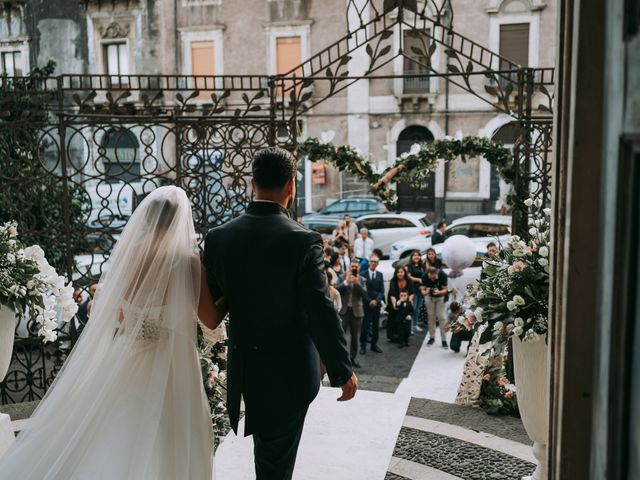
[{"left": 297, "top": 134, "right": 515, "bottom": 208}]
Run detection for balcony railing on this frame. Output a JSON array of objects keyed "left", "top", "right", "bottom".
[{"left": 403, "top": 76, "right": 431, "bottom": 93}]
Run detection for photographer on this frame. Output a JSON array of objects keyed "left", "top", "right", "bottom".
[
  {"left": 421, "top": 267, "right": 449, "bottom": 347},
  {"left": 336, "top": 259, "right": 367, "bottom": 368}
]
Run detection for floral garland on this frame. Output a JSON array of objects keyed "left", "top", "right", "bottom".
[
  {"left": 297, "top": 131, "right": 515, "bottom": 208},
  {"left": 455, "top": 196, "right": 550, "bottom": 357},
  {"left": 0, "top": 221, "right": 77, "bottom": 342},
  {"left": 197, "top": 324, "right": 228, "bottom": 451}
]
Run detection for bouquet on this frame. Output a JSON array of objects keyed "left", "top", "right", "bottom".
[
  {"left": 197, "top": 325, "right": 228, "bottom": 450},
  {"left": 0, "top": 221, "right": 77, "bottom": 342},
  {"left": 459, "top": 196, "right": 551, "bottom": 356}
]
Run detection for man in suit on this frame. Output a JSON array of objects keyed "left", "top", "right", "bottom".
[
  {"left": 203, "top": 147, "right": 357, "bottom": 480},
  {"left": 359, "top": 254, "right": 385, "bottom": 355},
  {"left": 337, "top": 259, "right": 367, "bottom": 368},
  {"left": 431, "top": 221, "right": 447, "bottom": 245}
]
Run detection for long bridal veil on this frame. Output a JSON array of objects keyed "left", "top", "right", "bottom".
[{"left": 0, "top": 186, "right": 214, "bottom": 480}]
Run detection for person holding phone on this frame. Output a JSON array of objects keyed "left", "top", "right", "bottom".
[
  {"left": 336, "top": 260, "right": 367, "bottom": 368},
  {"left": 421, "top": 267, "right": 449, "bottom": 347}
]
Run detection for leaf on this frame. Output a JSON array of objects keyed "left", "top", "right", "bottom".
[
  {"left": 254, "top": 90, "right": 265, "bottom": 99},
  {"left": 411, "top": 46, "right": 425, "bottom": 56},
  {"left": 428, "top": 42, "right": 437, "bottom": 57},
  {"left": 366, "top": 44, "right": 374, "bottom": 58},
  {"left": 326, "top": 67, "right": 334, "bottom": 78},
  {"left": 220, "top": 90, "right": 231, "bottom": 100},
  {"left": 447, "top": 64, "right": 460, "bottom": 74},
  {"left": 485, "top": 85, "right": 498, "bottom": 96},
  {"left": 72, "top": 94, "right": 82, "bottom": 105},
  {"left": 249, "top": 105, "right": 261, "bottom": 112},
  {"left": 383, "top": 0, "right": 398, "bottom": 13},
  {"left": 404, "top": 0, "right": 418, "bottom": 12},
  {"left": 379, "top": 45, "right": 392, "bottom": 57},
  {"left": 176, "top": 93, "right": 184, "bottom": 103},
  {"left": 381, "top": 30, "right": 393, "bottom": 40},
  {"left": 300, "top": 91, "right": 313, "bottom": 103},
  {"left": 302, "top": 78, "right": 315, "bottom": 87},
  {"left": 242, "top": 93, "right": 250, "bottom": 104},
  {"left": 339, "top": 55, "right": 352, "bottom": 66},
  {"left": 466, "top": 61, "right": 474, "bottom": 74}
]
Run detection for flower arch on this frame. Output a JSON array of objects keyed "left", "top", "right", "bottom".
[{"left": 296, "top": 132, "right": 515, "bottom": 208}]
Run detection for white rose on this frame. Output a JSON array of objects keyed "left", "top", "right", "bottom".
[
  {"left": 513, "top": 326, "right": 524, "bottom": 336},
  {"left": 538, "top": 258, "right": 549, "bottom": 267},
  {"left": 408, "top": 143, "right": 421, "bottom": 156},
  {"left": 514, "top": 317, "right": 525, "bottom": 327},
  {"left": 468, "top": 297, "right": 476, "bottom": 306},
  {"left": 6, "top": 253, "right": 15, "bottom": 264},
  {"left": 513, "top": 295, "right": 525, "bottom": 306},
  {"left": 539, "top": 246, "right": 549, "bottom": 257},
  {"left": 8, "top": 239, "right": 16, "bottom": 247},
  {"left": 529, "top": 227, "right": 538, "bottom": 236},
  {"left": 26, "top": 280, "right": 35, "bottom": 289},
  {"left": 543, "top": 208, "right": 551, "bottom": 216},
  {"left": 8, "top": 225, "right": 17, "bottom": 237},
  {"left": 507, "top": 266, "right": 516, "bottom": 275},
  {"left": 524, "top": 199, "right": 533, "bottom": 207},
  {"left": 493, "top": 321, "right": 504, "bottom": 331},
  {"left": 506, "top": 324, "right": 514, "bottom": 332},
  {"left": 507, "top": 301, "right": 517, "bottom": 311}
]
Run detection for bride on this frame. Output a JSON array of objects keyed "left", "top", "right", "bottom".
[{"left": 0, "top": 186, "right": 226, "bottom": 479}]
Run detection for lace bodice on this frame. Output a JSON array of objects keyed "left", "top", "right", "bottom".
[{"left": 120, "top": 303, "right": 170, "bottom": 346}]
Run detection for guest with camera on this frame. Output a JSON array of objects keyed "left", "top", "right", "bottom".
[
  {"left": 447, "top": 302, "right": 473, "bottom": 353},
  {"left": 337, "top": 259, "right": 367, "bottom": 368},
  {"left": 421, "top": 267, "right": 449, "bottom": 347}
]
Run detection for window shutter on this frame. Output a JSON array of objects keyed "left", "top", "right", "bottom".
[
  {"left": 499, "top": 23, "right": 530, "bottom": 67},
  {"left": 276, "top": 36, "right": 302, "bottom": 96},
  {"left": 191, "top": 41, "right": 215, "bottom": 98}
]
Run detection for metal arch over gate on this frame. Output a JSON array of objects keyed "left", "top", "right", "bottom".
[{"left": 0, "top": 0, "right": 554, "bottom": 403}]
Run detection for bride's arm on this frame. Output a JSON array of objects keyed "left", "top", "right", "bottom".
[{"left": 198, "top": 265, "right": 227, "bottom": 330}]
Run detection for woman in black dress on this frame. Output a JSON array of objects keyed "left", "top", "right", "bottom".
[
  {"left": 406, "top": 250, "right": 425, "bottom": 332},
  {"left": 387, "top": 266, "right": 412, "bottom": 342}
]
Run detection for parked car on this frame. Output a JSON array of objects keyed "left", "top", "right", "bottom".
[
  {"left": 301, "top": 217, "right": 349, "bottom": 237},
  {"left": 356, "top": 212, "right": 432, "bottom": 258},
  {"left": 389, "top": 214, "right": 511, "bottom": 261},
  {"left": 302, "top": 196, "right": 387, "bottom": 221},
  {"left": 88, "top": 213, "right": 131, "bottom": 231}
]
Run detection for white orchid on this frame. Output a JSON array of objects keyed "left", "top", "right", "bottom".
[
  {"left": 524, "top": 198, "right": 533, "bottom": 207},
  {"left": 535, "top": 198, "right": 543, "bottom": 208}
]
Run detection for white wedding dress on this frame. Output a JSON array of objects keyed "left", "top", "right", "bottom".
[{"left": 0, "top": 187, "right": 214, "bottom": 479}]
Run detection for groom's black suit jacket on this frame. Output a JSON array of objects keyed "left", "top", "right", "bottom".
[{"left": 203, "top": 201, "right": 353, "bottom": 436}]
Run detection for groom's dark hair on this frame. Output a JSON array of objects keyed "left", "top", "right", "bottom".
[{"left": 252, "top": 147, "right": 297, "bottom": 190}]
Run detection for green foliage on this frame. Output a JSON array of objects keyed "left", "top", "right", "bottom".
[
  {"left": 0, "top": 61, "right": 90, "bottom": 276},
  {"left": 477, "top": 356, "right": 519, "bottom": 416},
  {"left": 297, "top": 135, "right": 514, "bottom": 209}
]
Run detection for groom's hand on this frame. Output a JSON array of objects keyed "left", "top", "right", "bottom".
[{"left": 337, "top": 373, "right": 358, "bottom": 402}]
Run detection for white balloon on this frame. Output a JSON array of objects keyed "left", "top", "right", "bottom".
[{"left": 441, "top": 235, "right": 476, "bottom": 277}]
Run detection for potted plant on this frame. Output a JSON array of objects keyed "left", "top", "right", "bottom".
[
  {"left": 460, "top": 197, "right": 551, "bottom": 480},
  {"left": 0, "top": 221, "right": 78, "bottom": 382}
]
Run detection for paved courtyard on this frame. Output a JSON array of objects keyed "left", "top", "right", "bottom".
[{"left": 216, "top": 329, "right": 535, "bottom": 480}]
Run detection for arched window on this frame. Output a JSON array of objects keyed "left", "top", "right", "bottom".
[
  {"left": 101, "top": 129, "right": 140, "bottom": 184},
  {"left": 396, "top": 126, "right": 435, "bottom": 212}
]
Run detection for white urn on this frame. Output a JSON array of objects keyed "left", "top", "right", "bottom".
[
  {"left": 0, "top": 304, "right": 16, "bottom": 456},
  {"left": 0, "top": 304, "right": 16, "bottom": 383},
  {"left": 512, "top": 335, "right": 549, "bottom": 480}
]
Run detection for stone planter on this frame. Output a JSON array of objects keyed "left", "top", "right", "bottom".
[
  {"left": 512, "top": 335, "right": 549, "bottom": 480},
  {"left": 0, "top": 304, "right": 16, "bottom": 456},
  {"left": 0, "top": 303, "right": 16, "bottom": 383}
]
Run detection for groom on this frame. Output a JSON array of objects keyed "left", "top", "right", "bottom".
[{"left": 203, "top": 147, "right": 358, "bottom": 479}]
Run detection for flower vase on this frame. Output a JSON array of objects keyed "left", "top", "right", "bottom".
[
  {"left": 0, "top": 304, "right": 16, "bottom": 456},
  {"left": 0, "top": 304, "right": 16, "bottom": 383},
  {"left": 512, "top": 335, "right": 549, "bottom": 480}
]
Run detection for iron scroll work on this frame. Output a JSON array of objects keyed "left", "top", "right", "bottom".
[{"left": 0, "top": 0, "right": 553, "bottom": 403}]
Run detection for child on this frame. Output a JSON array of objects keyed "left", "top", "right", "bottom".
[
  {"left": 396, "top": 290, "right": 414, "bottom": 348},
  {"left": 448, "top": 302, "right": 474, "bottom": 353}
]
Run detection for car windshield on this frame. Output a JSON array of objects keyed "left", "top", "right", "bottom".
[{"left": 419, "top": 215, "right": 431, "bottom": 227}]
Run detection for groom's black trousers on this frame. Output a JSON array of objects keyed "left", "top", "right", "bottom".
[{"left": 252, "top": 407, "right": 308, "bottom": 480}]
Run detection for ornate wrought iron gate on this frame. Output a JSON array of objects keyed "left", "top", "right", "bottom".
[{"left": 0, "top": 0, "right": 554, "bottom": 404}]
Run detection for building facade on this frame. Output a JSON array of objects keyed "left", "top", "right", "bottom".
[{"left": 0, "top": 0, "right": 556, "bottom": 220}]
